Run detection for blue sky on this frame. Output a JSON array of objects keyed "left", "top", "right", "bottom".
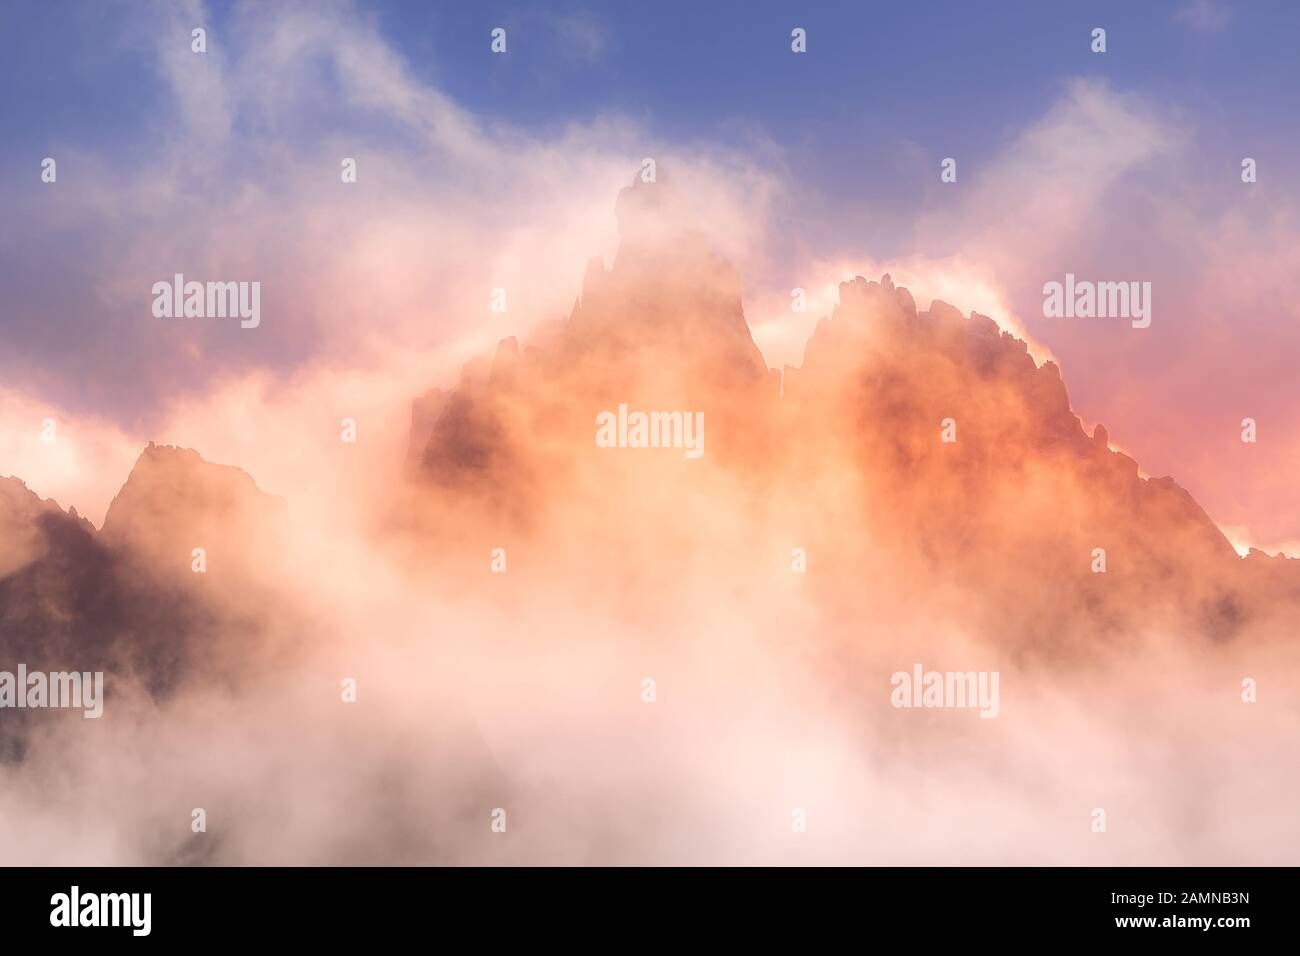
[
  {"left": 4, "top": 0, "right": 1297, "bottom": 230},
  {"left": 3, "top": 1, "right": 1296, "bottom": 306}
]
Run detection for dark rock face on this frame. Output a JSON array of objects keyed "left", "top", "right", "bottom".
[
  {"left": 1, "top": 448, "right": 505, "bottom": 865},
  {"left": 0, "top": 483, "right": 124, "bottom": 761},
  {"left": 0, "top": 446, "right": 287, "bottom": 761}
]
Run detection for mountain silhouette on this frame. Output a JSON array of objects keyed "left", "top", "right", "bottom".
[
  {"left": 0, "top": 444, "right": 287, "bottom": 761},
  {"left": 3, "top": 177, "right": 1297, "bottom": 766},
  {"left": 406, "top": 176, "right": 1299, "bottom": 645}
]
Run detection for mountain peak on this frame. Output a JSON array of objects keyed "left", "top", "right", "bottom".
[
  {"left": 403, "top": 184, "right": 1294, "bottom": 645},
  {"left": 102, "top": 444, "right": 286, "bottom": 571}
]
